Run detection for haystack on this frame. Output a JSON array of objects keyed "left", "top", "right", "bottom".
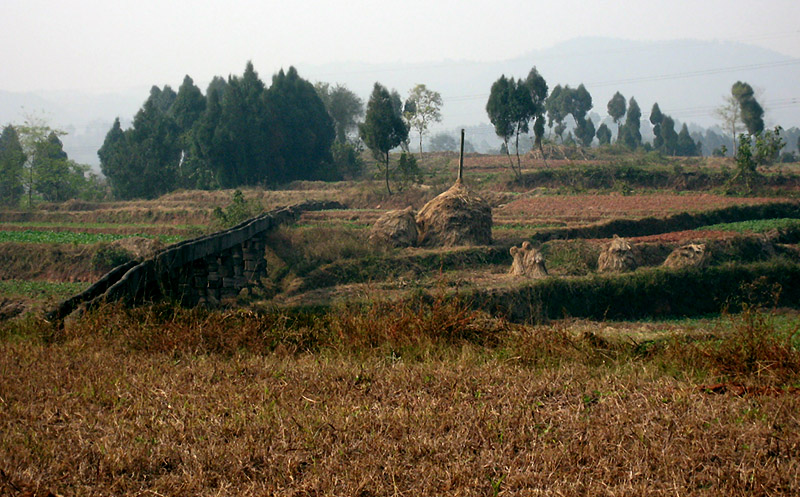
[
  {"left": 415, "top": 180, "right": 492, "bottom": 247},
  {"left": 369, "top": 206, "right": 418, "bottom": 247},
  {"left": 662, "top": 243, "right": 708, "bottom": 269},
  {"left": 509, "top": 241, "right": 548, "bottom": 278},
  {"left": 597, "top": 235, "right": 638, "bottom": 273}
]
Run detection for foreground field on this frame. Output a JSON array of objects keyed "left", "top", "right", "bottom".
[
  {"left": 2, "top": 155, "right": 800, "bottom": 494},
  {"left": 1, "top": 302, "right": 799, "bottom": 495}
]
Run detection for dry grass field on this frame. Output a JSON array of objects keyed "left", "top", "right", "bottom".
[
  {"left": 2, "top": 153, "right": 800, "bottom": 495},
  {"left": 1, "top": 300, "right": 799, "bottom": 495}
]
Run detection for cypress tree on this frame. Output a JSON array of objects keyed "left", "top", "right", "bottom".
[
  {"left": 360, "top": 82, "right": 409, "bottom": 194},
  {"left": 0, "top": 125, "right": 26, "bottom": 206},
  {"left": 619, "top": 97, "right": 642, "bottom": 149},
  {"left": 650, "top": 103, "right": 664, "bottom": 150},
  {"left": 265, "top": 66, "right": 335, "bottom": 181}
]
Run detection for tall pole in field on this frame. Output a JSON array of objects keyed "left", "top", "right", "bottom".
[{"left": 458, "top": 128, "right": 465, "bottom": 183}]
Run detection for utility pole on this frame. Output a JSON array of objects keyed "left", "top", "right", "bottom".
[{"left": 457, "top": 128, "right": 465, "bottom": 183}]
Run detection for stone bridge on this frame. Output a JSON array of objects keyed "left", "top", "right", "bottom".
[{"left": 50, "top": 200, "right": 343, "bottom": 321}]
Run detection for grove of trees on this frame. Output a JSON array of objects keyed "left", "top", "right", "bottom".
[
  {"left": 484, "top": 68, "right": 713, "bottom": 178},
  {"left": 100, "top": 63, "right": 336, "bottom": 199},
  {"left": 0, "top": 118, "right": 102, "bottom": 207},
  {"left": 486, "top": 68, "right": 551, "bottom": 180}
]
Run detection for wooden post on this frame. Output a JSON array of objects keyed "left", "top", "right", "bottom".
[{"left": 458, "top": 128, "right": 465, "bottom": 183}]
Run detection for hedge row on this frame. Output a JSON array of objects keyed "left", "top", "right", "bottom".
[
  {"left": 518, "top": 165, "right": 800, "bottom": 191},
  {"left": 466, "top": 260, "right": 800, "bottom": 323},
  {"left": 296, "top": 246, "right": 509, "bottom": 293},
  {"left": 530, "top": 201, "right": 800, "bottom": 242}
]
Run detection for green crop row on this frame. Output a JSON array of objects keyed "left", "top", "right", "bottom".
[
  {"left": 1, "top": 221, "right": 206, "bottom": 231},
  {"left": 0, "top": 280, "right": 90, "bottom": 299},
  {"left": 697, "top": 218, "right": 800, "bottom": 233},
  {"left": 0, "top": 230, "right": 185, "bottom": 245}
]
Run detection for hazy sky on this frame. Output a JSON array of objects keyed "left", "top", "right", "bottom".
[{"left": 3, "top": 0, "right": 799, "bottom": 93}]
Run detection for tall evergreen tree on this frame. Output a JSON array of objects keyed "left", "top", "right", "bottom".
[
  {"left": 98, "top": 118, "right": 127, "bottom": 196},
  {"left": 148, "top": 85, "right": 178, "bottom": 114},
  {"left": 187, "top": 87, "right": 224, "bottom": 189},
  {"left": 618, "top": 97, "right": 642, "bottom": 149},
  {"left": 170, "top": 75, "right": 206, "bottom": 132},
  {"left": 206, "top": 76, "right": 228, "bottom": 97},
  {"left": 169, "top": 76, "right": 207, "bottom": 188},
  {"left": 213, "top": 61, "right": 274, "bottom": 187},
  {"left": 571, "top": 84, "right": 593, "bottom": 123},
  {"left": 0, "top": 125, "right": 26, "bottom": 206},
  {"left": 100, "top": 96, "right": 181, "bottom": 199},
  {"left": 575, "top": 117, "right": 596, "bottom": 147},
  {"left": 559, "top": 84, "right": 594, "bottom": 148},
  {"left": 359, "top": 82, "right": 409, "bottom": 194},
  {"left": 650, "top": 103, "right": 664, "bottom": 150},
  {"left": 129, "top": 98, "right": 181, "bottom": 198},
  {"left": 486, "top": 75, "right": 514, "bottom": 153},
  {"left": 32, "top": 132, "right": 73, "bottom": 202},
  {"left": 660, "top": 116, "right": 679, "bottom": 155},
  {"left": 545, "top": 84, "right": 566, "bottom": 141},
  {"left": 486, "top": 75, "right": 535, "bottom": 179},
  {"left": 266, "top": 66, "right": 335, "bottom": 181},
  {"left": 596, "top": 123, "right": 612, "bottom": 145},
  {"left": 677, "top": 123, "right": 700, "bottom": 156},
  {"left": 525, "top": 67, "right": 549, "bottom": 160}
]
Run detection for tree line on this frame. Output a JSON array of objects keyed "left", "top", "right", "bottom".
[
  {"left": 484, "top": 68, "right": 796, "bottom": 187},
  {"left": 485, "top": 67, "right": 705, "bottom": 178},
  {"left": 2, "top": 59, "right": 796, "bottom": 205},
  {"left": 96, "top": 63, "right": 445, "bottom": 199}
]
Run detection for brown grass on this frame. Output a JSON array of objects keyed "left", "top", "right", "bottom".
[
  {"left": 1, "top": 301, "right": 799, "bottom": 496},
  {"left": 0, "top": 242, "right": 99, "bottom": 282}
]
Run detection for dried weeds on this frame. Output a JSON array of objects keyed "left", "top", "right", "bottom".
[{"left": 1, "top": 301, "right": 799, "bottom": 495}]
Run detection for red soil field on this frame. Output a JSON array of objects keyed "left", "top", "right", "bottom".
[{"left": 495, "top": 193, "right": 778, "bottom": 223}]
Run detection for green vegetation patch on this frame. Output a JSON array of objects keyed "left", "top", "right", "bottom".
[
  {"left": 697, "top": 218, "right": 800, "bottom": 233},
  {"left": 0, "top": 279, "right": 90, "bottom": 300},
  {"left": 531, "top": 202, "right": 800, "bottom": 242},
  {"left": 0, "top": 230, "right": 184, "bottom": 245},
  {"left": 0, "top": 221, "right": 205, "bottom": 231}
]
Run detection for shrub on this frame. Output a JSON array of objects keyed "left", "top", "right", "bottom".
[
  {"left": 666, "top": 280, "right": 800, "bottom": 387},
  {"left": 394, "top": 152, "right": 423, "bottom": 190},
  {"left": 331, "top": 140, "right": 365, "bottom": 179},
  {"left": 212, "top": 190, "right": 263, "bottom": 228},
  {"left": 541, "top": 240, "right": 598, "bottom": 275}
]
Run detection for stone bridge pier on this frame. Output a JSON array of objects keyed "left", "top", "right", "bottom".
[{"left": 180, "top": 234, "right": 268, "bottom": 306}]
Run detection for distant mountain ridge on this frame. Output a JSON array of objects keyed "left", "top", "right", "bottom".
[{"left": 1, "top": 37, "right": 797, "bottom": 167}]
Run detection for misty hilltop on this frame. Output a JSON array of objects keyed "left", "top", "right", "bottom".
[{"left": 1, "top": 36, "right": 797, "bottom": 167}]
